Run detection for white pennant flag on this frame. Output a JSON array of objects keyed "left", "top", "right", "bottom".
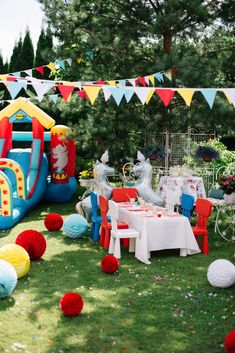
[
  {"left": 102, "top": 86, "right": 112, "bottom": 101},
  {"left": 32, "top": 82, "right": 54, "bottom": 102},
  {"left": 144, "top": 76, "right": 150, "bottom": 85},
  {"left": 128, "top": 78, "right": 136, "bottom": 86},
  {"left": 66, "top": 58, "right": 72, "bottom": 66},
  {"left": 24, "top": 69, "right": 33, "bottom": 76},
  {"left": 134, "top": 87, "right": 151, "bottom": 105}
]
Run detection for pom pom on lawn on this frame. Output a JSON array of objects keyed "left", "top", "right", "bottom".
[
  {"left": 207, "top": 259, "right": 235, "bottom": 288},
  {"left": 60, "top": 292, "right": 84, "bottom": 316},
  {"left": 15, "top": 230, "right": 46, "bottom": 261},
  {"left": 44, "top": 213, "right": 63, "bottom": 231},
  {"left": 0, "top": 244, "right": 30, "bottom": 278},
  {"left": 101, "top": 255, "right": 119, "bottom": 274},
  {"left": 224, "top": 330, "right": 235, "bottom": 353},
  {"left": 0, "top": 260, "right": 17, "bottom": 298},
  {"left": 63, "top": 214, "right": 88, "bottom": 239}
]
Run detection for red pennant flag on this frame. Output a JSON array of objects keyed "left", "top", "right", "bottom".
[
  {"left": 96, "top": 80, "right": 106, "bottom": 85},
  {"left": 57, "top": 85, "right": 75, "bottom": 102},
  {"left": 35, "top": 66, "right": 44, "bottom": 76},
  {"left": 76, "top": 91, "right": 88, "bottom": 100},
  {"left": 7, "top": 76, "right": 17, "bottom": 82},
  {"left": 138, "top": 77, "right": 146, "bottom": 87},
  {"left": 155, "top": 89, "right": 175, "bottom": 107}
]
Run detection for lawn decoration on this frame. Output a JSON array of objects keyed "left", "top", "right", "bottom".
[
  {"left": 0, "top": 259, "right": 17, "bottom": 298},
  {"left": 207, "top": 259, "right": 235, "bottom": 288},
  {"left": 101, "top": 255, "right": 119, "bottom": 274},
  {"left": 0, "top": 98, "right": 77, "bottom": 230},
  {"left": 195, "top": 145, "right": 220, "bottom": 162},
  {"left": 0, "top": 244, "right": 30, "bottom": 278},
  {"left": 63, "top": 214, "right": 88, "bottom": 238},
  {"left": 60, "top": 292, "right": 84, "bottom": 316},
  {"left": 224, "top": 330, "right": 235, "bottom": 353},
  {"left": 132, "top": 151, "right": 163, "bottom": 206},
  {"left": 15, "top": 230, "right": 46, "bottom": 260},
  {"left": 44, "top": 213, "right": 63, "bottom": 231}
]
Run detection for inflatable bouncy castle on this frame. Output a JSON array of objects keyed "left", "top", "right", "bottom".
[{"left": 0, "top": 97, "right": 77, "bottom": 229}]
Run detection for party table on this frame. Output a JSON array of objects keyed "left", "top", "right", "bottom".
[
  {"left": 118, "top": 203, "right": 201, "bottom": 264},
  {"left": 157, "top": 176, "right": 206, "bottom": 205}
]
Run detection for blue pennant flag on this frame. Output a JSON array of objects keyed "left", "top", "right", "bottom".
[
  {"left": 57, "top": 60, "right": 65, "bottom": 69},
  {"left": 124, "top": 88, "right": 134, "bottom": 103},
  {"left": 49, "top": 94, "right": 59, "bottom": 103},
  {"left": 12, "top": 71, "right": 21, "bottom": 77},
  {"left": 154, "top": 72, "right": 164, "bottom": 82},
  {"left": 6, "top": 82, "right": 25, "bottom": 99},
  {"left": 84, "top": 51, "right": 94, "bottom": 60},
  {"left": 109, "top": 87, "right": 126, "bottom": 105},
  {"left": 200, "top": 89, "right": 217, "bottom": 109},
  {"left": 118, "top": 80, "right": 126, "bottom": 86}
]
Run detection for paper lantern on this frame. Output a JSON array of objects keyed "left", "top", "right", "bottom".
[
  {"left": 63, "top": 214, "right": 88, "bottom": 239},
  {"left": 0, "top": 244, "right": 30, "bottom": 278},
  {"left": 60, "top": 292, "right": 84, "bottom": 316},
  {"left": 224, "top": 330, "right": 235, "bottom": 353},
  {"left": 207, "top": 259, "right": 235, "bottom": 288},
  {"left": 44, "top": 213, "right": 63, "bottom": 231},
  {"left": 15, "top": 230, "right": 46, "bottom": 260},
  {"left": 0, "top": 260, "right": 17, "bottom": 298},
  {"left": 101, "top": 255, "right": 119, "bottom": 274}
]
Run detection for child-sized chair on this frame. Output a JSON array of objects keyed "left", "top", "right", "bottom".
[
  {"left": 112, "top": 188, "right": 138, "bottom": 203},
  {"left": 90, "top": 191, "right": 102, "bottom": 241},
  {"left": 108, "top": 200, "right": 140, "bottom": 259},
  {"left": 181, "top": 193, "right": 194, "bottom": 220},
  {"left": 99, "top": 195, "right": 129, "bottom": 249},
  {"left": 192, "top": 198, "right": 213, "bottom": 255}
]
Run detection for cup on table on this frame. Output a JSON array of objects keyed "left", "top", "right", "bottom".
[{"left": 130, "top": 198, "right": 136, "bottom": 205}]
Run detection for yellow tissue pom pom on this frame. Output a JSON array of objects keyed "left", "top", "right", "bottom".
[{"left": 0, "top": 244, "right": 30, "bottom": 278}]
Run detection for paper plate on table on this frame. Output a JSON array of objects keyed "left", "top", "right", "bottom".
[{"left": 127, "top": 206, "right": 142, "bottom": 211}]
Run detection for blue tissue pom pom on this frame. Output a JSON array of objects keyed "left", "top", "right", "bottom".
[
  {"left": 63, "top": 214, "right": 88, "bottom": 239},
  {"left": 0, "top": 260, "right": 17, "bottom": 298}
]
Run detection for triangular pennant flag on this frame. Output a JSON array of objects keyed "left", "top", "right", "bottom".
[
  {"left": 154, "top": 72, "right": 164, "bottom": 82},
  {"left": 164, "top": 70, "right": 172, "bottom": 81},
  {"left": 96, "top": 80, "right": 106, "bottom": 85},
  {"left": 56, "top": 60, "right": 65, "bottom": 70},
  {"left": 107, "top": 80, "right": 116, "bottom": 86},
  {"left": 124, "top": 88, "right": 135, "bottom": 103},
  {"left": 76, "top": 91, "right": 87, "bottom": 100},
  {"left": 35, "top": 66, "right": 44, "bottom": 76},
  {"left": 223, "top": 89, "right": 235, "bottom": 107},
  {"left": 32, "top": 82, "right": 54, "bottom": 102},
  {"left": 17, "top": 79, "right": 27, "bottom": 91},
  {"left": 144, "top": 76, "right": 150, "bottom": 85},
  {"left": 118, "top": 79, "right": 126, "bottom": 86},
  {"left": 47, "top": 62, "right": 56, "bottom": 74},
  {"left": 155, "top": 89, "right": 175, "bottom": 107},
  {"left": 75, "top": 82, "right": 82, "bottom": 90},
  {"left": 6, "top": 76, "right": 17, "bottom": 82},
  {"left": 128, "top": 78, "right": 136, "bottom": 86},
  {"left": 134, "top": 87, "right": 152, "bottom": 105},
  {"left": 24, "top": 69, "right": 33, "bottom": 76},
  {"left": 109, "top": 87, "right": 126, "bottom": 105},
  {"left": 6, "top": 81, "right": 25, "bottom": 99},
  {"left": 84, "top": 51, "right": 94, "bottom": 60},
  {"left": 102, "top": 86, "right": 112, "bottom": 101},
  {"left": 57, "top": 85, "right": 75, "bottom": 102},
  {"left": 145, "top": 89, "right": 155, "bottom": 104},
  {"left": 76, "top": 55, "right": 83, "bottom": 64},
  {"left": 200, "top": 89, "right": 217, "bottom": 109},
  {"left": 83, "top": 86, "right": 101, "bottom": 104},
  {"left": 66, "top": 58, "right": 72, "bottom": 66},
  {"left": 177, "top": 89, "right": 195, "bottom": 107},
  {"left": 12, "top": 71, "right": 21, "bottom": 77},
  {"left": 149, "top": 75, "right": 155, "bottom": 85},
  {"left": 49, "top": 94, "right": 58, "bottom": 103},
  {"left": 138, "top": 77, "right": 146, "bottom": 87}
]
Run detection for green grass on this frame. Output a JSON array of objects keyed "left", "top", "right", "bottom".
[{"left": 0, "top": 194, "right": 234, "bottom": 353}]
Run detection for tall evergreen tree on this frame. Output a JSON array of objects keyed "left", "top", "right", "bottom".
[
  {"left": 35, "top": 27, "right": 54, "bottom": 77},
  {"left": 0, "top": 53, "right": 4, "bottom": 73},
  {"left": 9, "top": 37, "right": 22, "bottom": 72},
  {"left": 21, "top": 29, "right": 34, "bottom": 70}
]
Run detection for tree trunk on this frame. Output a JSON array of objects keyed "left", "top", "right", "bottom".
[{"left": 163, "top": 32, "right": 172, "bottom": 53}]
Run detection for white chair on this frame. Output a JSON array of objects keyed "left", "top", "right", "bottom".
[
  {"left": 108, "top": 200, "right": 140, "bottom": 259},
  {"left": 165, "top": 189, "right": 177, "bottom": 211}
]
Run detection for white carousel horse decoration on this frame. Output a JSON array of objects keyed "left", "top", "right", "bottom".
[
  {"left": 76, "top": 151, "right": 115, "bottom": 219},
  {"left": 132, "top": 151, "right": 163, "bottom": 206}
]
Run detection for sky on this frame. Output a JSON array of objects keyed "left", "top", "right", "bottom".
[{"left": 0, "top": 0, "right": 44, "bottom": 62}]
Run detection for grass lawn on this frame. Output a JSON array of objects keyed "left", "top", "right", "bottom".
[{"left": 0, "top": 191, "right": 234, "bottom": 353}]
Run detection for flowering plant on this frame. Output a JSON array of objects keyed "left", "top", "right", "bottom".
[
  {"left": 218, "top": 175, "right": 235, "bottom": 195},
  {"left": 79, "top": 170, "right": 93, "bottom": 180}
]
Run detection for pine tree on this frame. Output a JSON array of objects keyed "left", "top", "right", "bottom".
[
  {"left": 9, "top": 37, "right": 22, "bottom": 73},
  {"left": 35, "top": 28, "right": 46, "bottom": 67},
  {"left": 21, "top": 29, "right": 34, "bottom": 70},
  {"left": 0, "top": 53, "right": 4, "bottom": 73},
  {"left": 35, "top": 27, "right": 54, "bottom": 77}
]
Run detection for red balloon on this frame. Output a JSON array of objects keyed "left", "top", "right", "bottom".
[
  {"left": 60, "top": 292, "right": 84, "bottom": 316},
  {"left": 16, "top": 230, "right": 46, "bottom": 260},
  {"left": 224, "top": 330, "right": 235, "bottom": 353},
  {"left": 101, "top": 255, "right": 119, "bottom": 274},
  {"left": 44, "top": 213, "right": 63, "bottom": 231}
]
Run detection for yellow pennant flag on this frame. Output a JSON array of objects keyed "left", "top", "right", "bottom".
[
  {"left": 177, "top": 89, "right": 195, "bottom": 107},
  {"left": 149, "top": 75, "right": 155, "bottom": 86},
  {"left": 146, "top": 89, "right": 155, "bottom": 104},
  {"left": 77, "top": 55, "right": 83, "bottom": 64},
  {"left": 83, "top": 86, "right": 101, "bottom": 105},
  {"left": 107, "top": 80, "right": 116, "bottom": 86},
  {"left": 47, "top": 62, "right": 56, "bottom": 74},
  {"left": 0, "top": 75, "right": 7, "bottom": 81}
]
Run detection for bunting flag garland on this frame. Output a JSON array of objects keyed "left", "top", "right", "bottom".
[
  {"left": 102, "top": 86, "right": 113, "bottom": 101},
  {"left": 200, "top": 89, "right": 217, "bottom": 109},
  {"left": 5, "top": 81, "right": 27, "bottom": 99},
  {"left": 146, "top": 89, "right": 155, "bottom": 104},
  {"left": 83, "top": 86, "right": 101, "bottom": 105},
  {"left": 124, "top": 88, "right": 135, "bottom": 103},
  {"left": 32, "top": 82, "right": 54, "bottom": 102},
  {"left": 57, "top": 85, "right": 75, "bottom": 102},
  {"left": 134, "top": 87, "right": 151, "bottom": 105},
  {"left": 156, "top": 89, "right": 175, "bottom": 107},
  {"left": 109, "top": 87, "right": 126, "bottom": 105},
  {"left": 177, "top": 89, "right": 195, "bottom": 107}
]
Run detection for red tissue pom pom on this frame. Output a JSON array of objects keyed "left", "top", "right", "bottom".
[
  {"left": 15, "top": 230, "right": 46, "bottom": 260},
  {"left": 44, "top": 213, "right": 63, "bottom": 231},
  {"left": 101, "top": 255, "right": 119, "bottom": 274},
  {"left": 224, "top": 330, "right": 235, "bottom": 353},
  {"left": 60, "top": 292, "right": 84, "bottom": 316}
]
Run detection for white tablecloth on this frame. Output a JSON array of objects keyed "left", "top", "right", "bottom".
[
  {"left": 157, "top": 176, "right": 206, "bottom": 205},
  {"left": 119, "top": 206, "right": 200, "bottom": 264}
]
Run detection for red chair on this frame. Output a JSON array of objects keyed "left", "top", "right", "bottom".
[
  {"left": 99, "top": 195, "right": 129, "bottom": 249},
  {"left": 192, "top": 198, "right": 213, "bottom": 255},
  {"left": 112, "top": 188, "right": 138, "bottom": 202}
]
